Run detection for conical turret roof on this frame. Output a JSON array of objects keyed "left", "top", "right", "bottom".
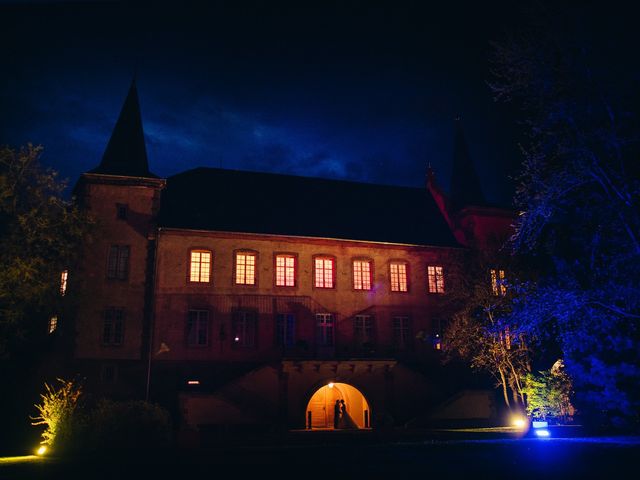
[{"left": 90, "top": 79, "right": 157, "bottom": 178}]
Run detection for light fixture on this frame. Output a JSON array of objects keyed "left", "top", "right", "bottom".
[
  {"left": 328, "top": 382, "right": 334, "bottom": 388},
  {"left": 36, "top": 445, "right": 47, "bottom": 456},
  {"left": 511, "top": 416, "right": 527, "bottom": 429},
  {"left": 532, "top": 420, "right": 550, "bottom": 438}
]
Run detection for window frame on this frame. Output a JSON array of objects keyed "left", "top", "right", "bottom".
[
  {"left": 313, "top": 255, "right": 336, "bottom": 289},
  {"left": 106, "top": 245, "right": 130, "bottom": 280},
  {"left": 389, "top": 260, "right": 409, "bottom": 293},
  {"left": 274, "top": 253, "right": 297, "bottom": 288},
  {"left": 100, "top": 363, "right": 119, "bottom": 384},
  {"left": 315, "top": 313, "right": 335, "bottom": 346},
  {"left": 234, "top": 250, "right": 258, "bottom": 286},
  {"left": 427, "top": 265, "right": 445, "bottom": 294},
  {"left": 232, "top": 309, "right": 258, "bottom": 348},
  {"left": 186, "top": 309, "right": 210, "bottom": 347},
  {"left": 490, "top": 268, "right": 507, "bottom": 296},
  {"left": 60, "top": 269, "right": 68, "bottom": 296},
  {"left": 188, "top": 248, "right": 213, "bottom": 284},
  {"left": 102, "top": 307, "right": 124, "bottom": 346},
  {"left": 352, "top": 258, "right": 373, "bottom": 291},
  {"left": 48, "top": 315, "right": 58, "bottom": 334},
  {"left": 275, "top": 313, "right": 296, "bottom": 347},
  {"left": 354, "top": 314, "right": 375, "bottom": 346},
  {"left": 116, "top": 203, "right": 128, "bottom": 220},
  {"left": 392, "top": 315, "right": 411, "bottom": 350}
]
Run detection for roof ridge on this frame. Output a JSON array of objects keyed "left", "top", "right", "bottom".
[{"left": 170, "top": 166, "right": 428, "bottom": 191}]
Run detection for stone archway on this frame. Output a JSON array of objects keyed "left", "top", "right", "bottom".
[{"left": 305, "top": 382, "right": 371, "bottom": 429}]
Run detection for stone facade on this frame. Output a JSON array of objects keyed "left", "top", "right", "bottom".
[{"left": 68, "top": 82, "right": 514, "bottom": 436}]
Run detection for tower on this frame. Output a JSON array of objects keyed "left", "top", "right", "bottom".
[
  {"left": 73, "top": 80, "right": 165, "bottom": 396},
  {"left": 427, "top": 118, "right": 514, "bottom": 250}
]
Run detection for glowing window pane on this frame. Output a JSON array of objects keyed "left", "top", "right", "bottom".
[
  {"left": 315, "top": 257, "right": 334, "bottom": 288},
  {"left": 276, "top": 255, "right": 295, "bottom": 286},
  {"left": 60, "top": 270, "right": 68, "bottom": 296},
  {"left": 427, "top": 265, "right": 445, "bottom": 293},
  {"left": 390, "top": 263, "right": 408, "bottom": 292},
  {"left": 353, "top": 260, "right": 372, "bottom": 290},
  {"left": 236, "top": 252, "right": 256, "bottom": 285},
  {"left": 491, "top": 269, "right": 506, "bottom": 296},
  {"left": 190, "top": 250, "right": 211, "bottom": 283},
  {"left": 48, "top": 316, "right": 58, "bottom": 334}
]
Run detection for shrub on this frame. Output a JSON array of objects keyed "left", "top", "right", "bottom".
[{"left": 31, "top": 378, "right": 82, "bottom": 450}]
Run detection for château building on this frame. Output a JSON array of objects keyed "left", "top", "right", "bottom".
[{"left": 68, "top": 81, "right": 514, "bottom": 439}]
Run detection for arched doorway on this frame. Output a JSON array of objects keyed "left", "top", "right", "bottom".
[{"left": 306, "top": 382, "right": 371, "bottom": 429}]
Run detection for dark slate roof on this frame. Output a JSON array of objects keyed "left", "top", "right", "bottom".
[
  {"left": 450, "top": 119, "right": 486, "bottom": 210},
  {"left": 89, "top": 80, "right": 158, "bottom": 178},
  {"left": 158, "top": 168, "right": 460, "bottom": 247}
]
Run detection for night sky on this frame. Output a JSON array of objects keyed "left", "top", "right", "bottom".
[{"left": 1, "top": 1, "right": 636, "bottom": 206}]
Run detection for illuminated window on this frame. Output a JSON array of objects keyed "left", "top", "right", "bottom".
[
  {"left": 116, "top": 203, "right": 128, "bottom": 220},
  {"left": 427, "top": 265, "right": 445, "bottom": 293},
  {"left": 48, "top": 316, "right": 58, "bottom": 334},
  {"left": 316, "top": 313, "right": 334, "bottom": 346},
  {"left": 390, "top": 262, "right": 408, "bottom": 292},
  {"left": 275, "top": 254, "right": 296, "bottom": 287},
  {"left": 189, "top": 250, "right": 212, "bottom": 283},
  {"left": 491, "top": 269, "right": 506, "bottom": 296},
  {"left": 60, "top": 270, "right": 68, "bottom": 296},
  {"left": 276, "top": 313, "right": 295, "bottom": 347},
  {"left": 103, "top": 307, "right": 124, "bottom": 345},
  {"left": 392, "top": 316, "right": 411, "bottom": 349},
  {"left": 235, "top": 252, "right": 257, "bottom": 285},
  {"left": 107, "top": 245, "right": 130, "bottom": 280},
  {"left": 314, "top": 257, "right": 335, "bottom": 288},
  {"left": 353, "top": 260, "right": 372, "bottom": 290},
  {"left": 354, "top": 315, "right": 374, "bottom": 345},
  {"left": 232, "top": 310, "right": 257, "bottom": 348},
  {"left": 501, "top": 326, "right": 512, "bottom": 350},
  {"left": 187, "top": 309, "right": 209, "bottom": 346}
]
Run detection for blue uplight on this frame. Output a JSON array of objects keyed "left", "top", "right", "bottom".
[{"left": 534, "top": 428, "right": 550, "bottom": 437}]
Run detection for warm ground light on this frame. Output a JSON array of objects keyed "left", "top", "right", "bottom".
[{"left": 0, "top": 455, "right": 45, "bottom": 464}]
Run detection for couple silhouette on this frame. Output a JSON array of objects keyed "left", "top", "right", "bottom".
[{"left": 333, "top": 399, "right": 356, "bottom": 429}]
